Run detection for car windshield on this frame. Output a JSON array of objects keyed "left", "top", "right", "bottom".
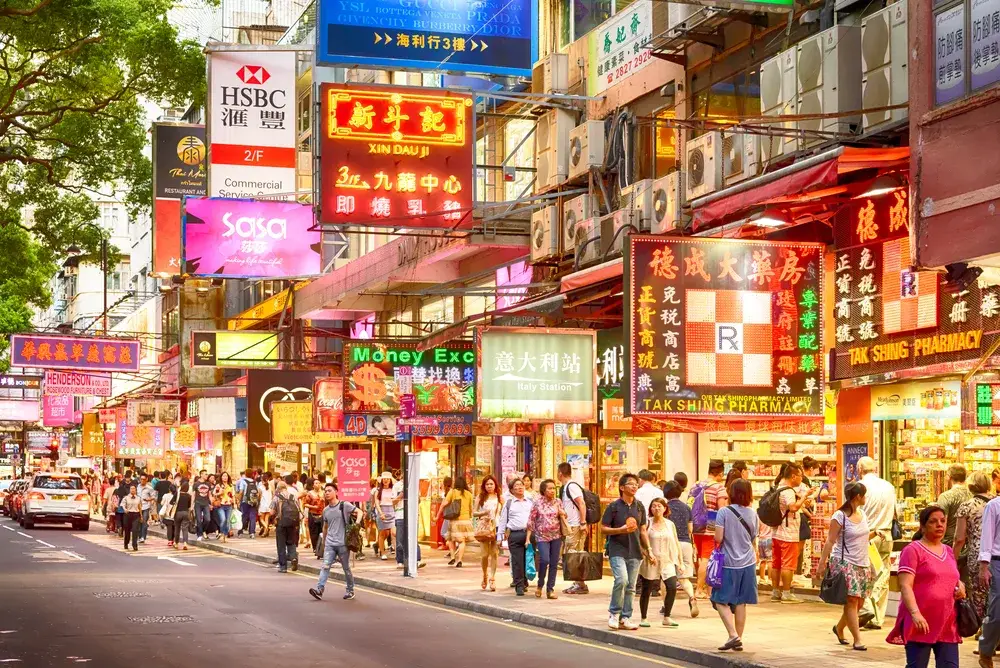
[
  {"left": 33, "top": 476, "right": 83, "bottom": 490},
  {"left": 0, "top": 480, "right": 11, "bottom": 491}
]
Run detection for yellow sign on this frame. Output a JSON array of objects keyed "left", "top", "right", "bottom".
[
  {"left": 228, "top": 282, "right": 309, "bottom": 330},
  {"left": 848, "top": 330, "right": 983, "bottom": 366},
  {"left": 603, "top": 398, "right": 633, "bottom": 430},
  {"left": 82, "top": 412, "right": 105, "bottom": 457},
  {"left": 270, "top": 401, "right": 317, "bottom": 444},
  {"left": 171, "top": 425, "right": 198, "bottom": 450}
]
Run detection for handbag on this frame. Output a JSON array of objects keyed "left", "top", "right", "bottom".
[
  {"left": 891, "top": 515, "right": 903, "bottom": 541},
  {"left": 705, "top": 548, "right": 725, "bottom": 589},
  {"left": 820, "top": 515, "right": 849, "bottom": 605},
  {"left": 475, "top": 517, "right": 496, "bottom": 542},
  {"left": 956, "top": 598, "right": 982, "bottom": 638},
  {"left": 559, "top": 514, "right": 573, "bottom": 539},
  {"left": 562, "top": 551, "right": 604, "bottom": 581},
  {"left": 442, "top": 498, "right": 462, "bottom": 521},
  {"left": 342, "top": 504, "right": 363, "bottom": 554},
  {"left": 525, "top": 543, "right": 537, "bottom": 581}
]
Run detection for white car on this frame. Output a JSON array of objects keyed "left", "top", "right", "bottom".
[{"left": 20, "top": 473, "right": 90, "bottom": 530}]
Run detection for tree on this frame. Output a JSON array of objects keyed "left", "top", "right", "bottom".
[{"left": 0, "top": 0, "right": 206, "bottom": 365}]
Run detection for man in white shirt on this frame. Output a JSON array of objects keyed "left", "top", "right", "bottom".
[
  {"left": 635, "top": 469, "right": 664, "bottom": 518},
  {"left": 978, "top": 496, "right": 1000, "bottom": 667},
  {"left": 137, "top": 475, "right": 157, "bottom": 544},
  {"left": 498, "top": 478, "right": 534, "bottom": 596},
  {"left": 558, "top": 463, "right": 590, "bottom": 595},
  {"left": 857, "top": 456, "right": 896, "bottom": 629}
]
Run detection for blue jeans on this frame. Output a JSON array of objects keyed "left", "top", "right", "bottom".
[
  {"left": 139, "top": 509, "right": 151, "bottom": 540},
  {"left": 609, "top": 556, "right": 641, "bottom": 619},
  {"left": 536, "top": 539, "right": 562, "bottom": 591},
  {"left": 240, "top": 503, "right": 258, "bottom": 536},
  {"left": 317, "top": 544, "right": 354, "bottom": 593},
  {"left": 395, "top": 518, "right": 421, "bottom": 564},
  {"left": 215, "top": 506, "right": 232, "bottom": 536},
  {"left": 904, "top": 641, "right": 959, "bottom": 668}
]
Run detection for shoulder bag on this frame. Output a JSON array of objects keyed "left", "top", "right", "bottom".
[
  {"left": 819, "top": 512, "right": 849, "bottom": 605},
  {"left": 442, "top": 492, "right": 462, "bottom": 520}
]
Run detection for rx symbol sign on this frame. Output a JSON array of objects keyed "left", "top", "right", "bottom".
[{"left": 715, "top": 323, "right": 743, "bottom": 353}]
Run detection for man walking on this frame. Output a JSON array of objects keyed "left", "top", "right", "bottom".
[
  {"left": 601, "top": 473, "right": 652, "bottom": 630},
  {"left": 857, "top": 456, "right": 896, "bottom": 629},
  {"left": 310, "top": 483, "right": 362, "bottom": 601},
  {"left": 193, "top": 474, "right": 212, "bottom": 541},
  {"left": 980, "top": 494, "right": 1000, "bottom": 668},
  {"left": 770, "top": 463, "right": 816, "bottom": 604},
  {"left": 271, "top": 481, "right": 300, "bottom": 573},
  {"left": 236, "top": 469, "right": 260, "bottom": 539},
  {"left": 937, "top": 464, "right": 972, "bottom": 548},
  {"left": 137, "top": 474, "right": 156, "bottom": 543},
  {"left": 498, "top": 477, "right": 533, "bottom": 596},
  {"left": 558, "top": 462, "right": 590, "bottom": 595},
  {"left": 121, "top": 484, "right": 142, "bottom": 552}
]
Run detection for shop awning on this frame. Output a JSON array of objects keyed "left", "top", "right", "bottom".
[
  {"left": 560, "top": 258, "right": 623, "bottom": 293},
  {"left": 691, "top": 146, "right": 910, "bottom": 231}
]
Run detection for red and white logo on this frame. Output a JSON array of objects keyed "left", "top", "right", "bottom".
[{"left": 236, "top": 65, "right": 270, "bottom": 85}]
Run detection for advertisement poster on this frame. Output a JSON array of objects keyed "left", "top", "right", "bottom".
[
  {"left": 183, "top": 198, "right": 321, "bottom": 278},
  {"left": 842, "top": 443, "right": 869, "bottom": 489},
  {"left": 270, "top": 400, "right": 315, "bottom": 444},
  {"left": 196, "top": 397, "right": 238, "bottom": 432},
  {"left": 587, "top": 1, "right": 655, "bottom": 96},
  {"left": 44, "top": 370, "right": 112, "bottom": 397},
  {"left": 337, "top": 449, "right": 372, "bottom": 503},
  {"left": 246, "top": 370, "right": 326, "bottom": 443},
  {"left": 152, "top": 123, "right": 206, "bottom": 275},
  {"left": 42, "top": 394, "right": 73, "bottom": 428},
  {"left": 190, "top": 330, "right": 280, "bottom": 368},
  {"left": 343, "top": 414, "right": 398, "bottom": 437},
  {"left": 82, "top": 412, "right": 105, "bottom": 457},
  {"left": 317, "top": 0, "right": 537, "bottom": 76},
  {"left": 126, "top": 400, "right": 181, "bottom": 427},
  {"left": 118, "top": 426, "right": 166, "bottom": 459},
  {"left": 971, "top": 0, "right": 1000, "bottom": 90},
  {"left": 313, "top": 377, "right": 344, "bottom": 433},
  {"left": 320, "top": 84, "right": 475, "bottom": 229},
  {"left": 170, "top": 425, "right": 199, "bottom": 452},
  {"left": 935, "top": 5, "right": 967, "bottom": 106},
  {"left": 870, "top": 381, "right": 962, "bottom": 420},
  {"left": 10, "top": 334, "right": 141, "bottom": 372},
  {"left": 477, "top": 327, "right": 597, "bottom": 422},
  {"left": 0, "top": 400, "right": 40, "bottom": 422}
]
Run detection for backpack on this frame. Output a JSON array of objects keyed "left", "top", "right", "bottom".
[
  {"left": 562, "top": 481, "right": 600, "bottom": 525},
  {"left": 757, "top": 486, "right": 792, "bottom": 528},
  {"left": 278, "top": 494, "right": 301, "bottom": 528},
  {"left": 690, "top": 482, "right": 711, "bottom": 533},
  {"left": 243, "top": 480, "right": 260, "bottom": 508}
]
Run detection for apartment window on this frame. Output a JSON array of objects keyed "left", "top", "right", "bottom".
[
  {"left": 558, "top": 0, "right": 613, "bottom": 48},
  {"left": 105, "top": 272, "right": 122, "bottom": 291},
  {"left": 688, "top": 74, "right": 760, "bottom": 138},
  {"left": 463, "top": 279, "right": 496, "bottom": 320},
  {"left": 933, "top": 0, "right": 1000, "bottom": 105},
  {"left": 297, "top": 87, "right": 311, "bottom": 137},
  {"left": 654, "top": 108, "right": 678, "bottom": 178},
  {"left": 419, "top": 297, "right": 454, "bottom": 333},
  {"left": 504, "top": 120, "right": 535, "bottom": 201}
]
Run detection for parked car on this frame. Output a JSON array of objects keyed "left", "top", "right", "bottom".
[
  {"left": 6, "top": 479, "right": 28, "bottom": 520},
  {"left": 0, "top": 480, "right": 13, "bottom": 515},
  {"left": 20, "top": 473, "right": 89, "bottom": 530}
]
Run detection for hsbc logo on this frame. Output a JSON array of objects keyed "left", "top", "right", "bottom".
[{"left": 236, "top": 65, "right": 270, "bottom": 85}]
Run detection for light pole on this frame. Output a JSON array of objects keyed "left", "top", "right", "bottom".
[{"left": 101, "top": 237, "right": 108, "bottom": 334}]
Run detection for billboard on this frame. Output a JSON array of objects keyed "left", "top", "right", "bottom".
[
  {"left": 319, "top": 84, "right": 475, "bottom": 229},
  {"left": 117, "top": 426, "right": 167, "bottom": 459},
  {"left": 152, "top": 123, "right": 206, "bottom": 274},
  {"left": 82, "top": 412, "right": 105, "bottom": 457},
  {"left": 0, "top": 400, "right": 40, "bottom": 422},
  {"left": 44, "top": 370, "right": 112, "bottom": 397},
  {"left": 313, "top": 377, "right": 344, "bottom": 433},
  {"left": 10, "top": 334, "right": 141, "bottom": 372},
  {"left": 190, "top": 330, "right": 280, "bottom": 368},
  {"left": 317, "top": 0, "right": 537, "bottom": 77},
  {"left": 336, "top": 449, "right": 371, "bottom": 502},
  {"left": 246, "top": 369, "right": 326, "bottom": 443},
  {"left": 270, "top": 400, "right": 316, "bottom": 443},
  {"left": 126, "top": 400, "right": 181, "bottom": 427},
  {"left": 207, "top": 50, "right": 297, "bottom": 199},
  {"left": 0, "top": 374, "right": 42, "bottom": 390},
  {"left": 477, "top": 327, "right": 597, "bottom": 422},
  {"left": 625, "top": 236, "right": 825, "bottom": 423},
  {"left": 343, "top": 341, "right": 476, "bottom": 414},
  {"left": 42, "top": 395, "right": 73, "bottom": 427},
  {"left": 197, "top": 397, "right": 238, "bottom": 431},
  {"left": 183, "top": 198, "right": 321, "bottom": 278}
]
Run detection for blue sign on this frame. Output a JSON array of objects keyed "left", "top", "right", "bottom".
[
  {"left": 317, "top": 0, "right": 538, "bottom": 77},
  {"left": 235, "top": 397, "right": 248, "bottom": 431}
]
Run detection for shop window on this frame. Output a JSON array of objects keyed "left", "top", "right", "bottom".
[
  {"left": 504, "top": 119, "right": 534, "bottom": 202},
  {"left": 933, "top": 0, "right": 1000, "bottom": 106},
  {"left": 654, "top": 107, "right": 678, "bottom": 178},
  {"left": 558, "top": 0, "right": 613, "bottom": 49},
  {"left": 476, "top": 137, "right": 488, "bottom": 204},
  {"left": 688, "top": 74, "right": 760, "bottom": 139}
]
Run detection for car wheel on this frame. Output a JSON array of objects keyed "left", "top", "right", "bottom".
[
  {"left": 23, "top": 518, "right": 34, "bottom": 530},
  {"left": 75, "top": 521, "right": 89, "bottom": 531}
]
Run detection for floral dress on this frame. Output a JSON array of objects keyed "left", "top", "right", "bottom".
[{"left": 957, "top": 494, "right": 990, "bottom": 617}]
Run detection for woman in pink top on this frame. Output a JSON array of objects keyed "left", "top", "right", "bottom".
[
  {"left": 527, "top": 480, "right": 566, "bottom": 599},
  {"left": 887, "top": 505, "right": 966, "bottom": 668}
]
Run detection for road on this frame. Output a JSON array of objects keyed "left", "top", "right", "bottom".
[{"left": 0, "top": 516, "right": 700, "bottom": 668}]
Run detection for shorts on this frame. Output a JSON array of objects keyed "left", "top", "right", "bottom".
[
  {"left": 679, "top": 541, "right": 695, "bottom": 579},
  {"left": 710, "top": 564, "right": 759, "bottom": 609},
  {"left": 693, "top": 533, "right": 715, "bottom": 560},
  {"left": 758, "top": 537, "right": 773, "bottom": 561},
  {"left": 772, "top": 539, "right": 800, "bottom": 571}
]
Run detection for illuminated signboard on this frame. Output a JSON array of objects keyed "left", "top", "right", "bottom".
[
  {"left": 343, "top": 341, "right": 476, "bottom": 414},
  {"left": 319, "top": 84, "right": 474, "bottom": 229},
  {"left": 626, "top": 236, "right": 825, "bottom": 420},
  {"left": 152, "top": 122, "right": 206, "bottom": 275},
  {"left": 317, "top": 0, "right": 538, "bottom": 77},
  {"left": 977, "top": 383, "right": 1000, "bottom": 426},
  {"left": 270, "top": 401, "right": 317, "bottom": 444},
  {"left": 190, "top": 331, "right": 280, "bottom": 368},
  {"left": 0, "top": 374, "right": 42, "bottom": 390},
  {"left": 831, "top": 190, "right": 1000, "bottom": 380},
  {"left": 10, "top": 334, "right": 141, "bottom": 372}
]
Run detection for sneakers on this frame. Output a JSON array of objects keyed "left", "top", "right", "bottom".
[
  {"left": 608, "top": 615, "right": 620, "bottom": 630},
  {"left": 344, "top": 591, "right": 356, "bottom": 600},
  {"left": 621, "top": 618, "right": 640, "bottom": 631},
  {"left": 564, "top": 584, "right": 589, "bottom": 595},
  {"left": 290, "top": 557, "right": 298, "bottom": 572},
  {"left": 139, "top": 538, "right": 146, "bottom": 544},
  {"left": 417, "top": 561, "right": 426, "bottom": 569},
  {"left": 662, "top": 618, "right": 679, "bottom": 628},
  {"left": 167, "top": 541, "right": 173, "bottom": 547},
  {"left": 396, "top": 563, "right": 404, "bottom": 570},
  {"left": 781, "top": 592, "right": 803, "bottom": 604},
  {"left": 770, "top": 589, "right": 782, "bottom": 603},
  {"left": 309, "top": 587, "right": 324, "bottom": 600}
]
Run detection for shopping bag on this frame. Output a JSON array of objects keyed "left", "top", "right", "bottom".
[
  {"left": 705, "top": 548, "right": 725, "bottom": 589},
  {"left": 562, "top": 551, "right": 604, "bottom": 581},
  {"left": 819, "top": 565, "right": 848, "bottom": 605},
  {"left": 867, "top": 542, "right": 883, "bottom": 573},
  {"left": 231, "top": 510, "right": 243, "bottom": 532},
  {"left": 526, "top": 543, "right": 537, "bottom": 581}
]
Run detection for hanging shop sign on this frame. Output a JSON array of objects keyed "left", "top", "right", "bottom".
[
  {"left": 313, "top": 377, "right": 344, "bottom": 433},
  {"left": 404, "top": 413, "right": 473, "bottom": 437},
  {"left": 316, "top": 0, "right": 537, "bottom": 77},
  {"left": 971, "top": 0, "right": 1000, "bottom": 91},
  {"left": 598, "top": 328, "right": 630, "bottom": 429},
  {"left": 81, "top": 412, "right": 105, "bottom": 457},
  {"left": 0, "top": 374, "right": 42, "bottom": 390},
  {"left": 831, "top": 190, "right": 1000, "bottom": 380},
  {"left": 336, "top": 449, "right": 372, "bottom": 503},
  {"left": 477, "top": 327, "right": 597, "bottom": 423},
  {"left": 603, "top": 398, "right": 632, "bottom": 430},
  {"left": 626, "top": 236, "right": 825, "bottom": 422},
  {"left": 587, "top": 1, "right": 656, "bottom": 96},
  {"left": 152, "top": 122, "right": 206, "bottom": 274},
  {"left": 870, "top": 380, "right": 962, "bottom": 421},
  {"left": 207, "top": 49, "right": 296, "bottom": 199},
  {"left": 343, "top": 341, "right": 476, "bottom": 414},
  {"left": 343, "top": 414, "right": 398, "bottom": 437},
  {"left": 170, "top": 425, "right": 199, "bottom": 452},
  {"left": 42, "top": 394, "right": 73, "bottom": 428},
  {"left": 126, "top": 400, "right": 181, "bottom": 427},
  {"left": 117, "top": 426, "right": 167, "bottom": 459},
  {"left": 842, "top": 443, "right": 869, "bottom": 488},
  {"left": 98, "top": 408, "right": 118, "bottom": 424},
  {"left": 10, "top": 334, "right": 140, "bottom": 372},
  {"left": 270, "top": 400, "right": 316, "bottom": 444},
  {"left": 44, "top": 370, "right": 112, "bottom": 397},
  {"left": 26, "top": 431, "right": 67, "bottom": 452},
  {"left": 976, "top": 382, "right": 1000, "bottom": 427},
  {"left": 319, "top": 84, "right": 475, "bottom": 229},
  {"left": 197, "top": 397, "right": 238, "bottom": 431},
  {"left": 183, "top": 198, "right": 321, "bottom": 278},
  {"left": 247, "top": 369, "right": 326, "bottom": 443},
  {"left": 0, "top": 400, "right": 40, "bottom": 422},
  {"left": 190, "top": 330, "right": 280, "bottom": 368}
]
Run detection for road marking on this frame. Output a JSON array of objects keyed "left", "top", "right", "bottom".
[
  {"left": 16, "top": 532, "right": 30, "bottom": 538},
  {"left": 157, "top": 556, "right": 194, "bottom": 567},
  {"left": 61, "top": 551, "right": 86, "bottom": 561},
  {"left": 1, "top": 526, "right": 14, "bottom": 532},
  {"left": 35, "top": 540, "right": 54, "bottom": 548}
]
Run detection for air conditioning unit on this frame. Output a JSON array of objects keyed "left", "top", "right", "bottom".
[
  {"left": 530, "top": 206, "right": 560, "bottom": 263},
  {"left": 722, "top": 132, "right": 760, "bottom": 185},
  {"left": 568, "top": 120, "right": 605, "bottom": 180},
  {"left": 685, "top": 131, "right": 723, "bottom": 202},
  {"left": 862, "top": 0, "right": 908, "bottom": 131},
  {"left": 759, "top": 47, "right": 797, "bottom": 164},
  {"left": 531, "top": 53, "right": 569, "bottom": 95},
  {"left": 622, "top": 179, "right": 654, "bottom": 230},
  {"left": 651, "top": 172, "right": 683, "bottom": 234},
  {"left": 601, "top": 209, "right": 637, "bottom": 260},
  {"left": 795, "top": 25, "right": 862, "bottom": 150},
  {"left": 534, "top": 108, "right": 574, "bottom": 192},
  {"left": 573, "top": 217, "right": 601, "bottom": 268},
  {"left": 563, "top": 194, "right": 597, "bottom": 252}
]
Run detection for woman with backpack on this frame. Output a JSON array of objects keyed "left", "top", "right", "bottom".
[{"left": 271, "top": 481, "right": 301, "bottom": 573}]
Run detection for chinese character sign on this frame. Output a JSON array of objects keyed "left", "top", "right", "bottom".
[
  {"left": 10, "top": 334, "right": 140, "bottom": 372},
  {"left": 336, "top": 449, "right": 372, "bottom": 503},
  {"left": 43, "top": 394, "right": 73, "bottom": 427},
  {"left": 270, "top": 401, "right": 316, "bottom": 444},
  {"left": 320, "top": 85, "right": 474, "bottom": 229},
  {"left": 117, "top": 426, "right": 166, "bottom": 459},
  {"left": 153, "top": 123, "right": 206, "bottom": 275},
  {"left": 477, "top": 327, "right": 597, "bottom": 422},
  {"left": 343, "top": 342, "right": 476, "bottom": 414},
  {"left": 971, "top": 0, "right": 1000, "bottom": 90},
  {"left": 587, "top": 1, "right": 656, "bottom": 96},
  {"left": 0, "top": 374, "right": 42, "bottom": 390},
  {"left": 626, "top": 236, "right": 824, "bottom": 419},
  {"left": 936, "top": 5, "right": 967, "bottom": 105}
]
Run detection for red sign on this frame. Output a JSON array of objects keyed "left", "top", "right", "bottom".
[
  {"left": 319, "top": 84, "right": 474, "bottom": 229},
  {"left": 10, "top": 334, "right": 141, "bottom": 372},
  {"left": 336, "top": 449, "right": 371, "bottom": 503},
  {"left": 98, "top": 408, "right": 118, "bottom": 424},
  {"left": 312, "top": 377, "right": 344, "bottom": 433}
]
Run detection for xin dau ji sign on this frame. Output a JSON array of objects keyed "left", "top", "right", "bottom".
[{"left": 320, "top": 84, "right": 475, "bottom": 229}]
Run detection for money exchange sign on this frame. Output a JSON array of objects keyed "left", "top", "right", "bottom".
[{"left": 626, "top": 236, "right": 825, "bottom": 420}]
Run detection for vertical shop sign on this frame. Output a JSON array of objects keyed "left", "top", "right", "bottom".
[
  {"left": 971, "top": 0, "right": 1000, "bottom": 90},
  {"left": 337, "top": 449, "right": 371, "bottom": 503},
  {"left": 935, "top": 4, "right": 967, "bottom": 105},
  {"left": 42, "top": 395, "right": 73, "bottom": 427},
  {"left": 152, "top": 123, "right": 206, "bottom": 274}
]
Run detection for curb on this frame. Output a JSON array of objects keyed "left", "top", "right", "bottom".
[{"left": 139, "top": 523, "right": 766, "bottom": 668}]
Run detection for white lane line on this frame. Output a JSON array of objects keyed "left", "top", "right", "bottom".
[
  {"left": 36, "top": 540, "right": 54, "bottom": 548},
  {"left": 156, "top": 556, "right": 194, "bottom": 567},
  {"left": 16, "top": 532, "right": 31, "bottom": 538},
  {"left": 61, "top": 551, "right": 86, "bottom": 561},
  {"left": 1, "top": 526, "right": 14, "bottom": 532}
]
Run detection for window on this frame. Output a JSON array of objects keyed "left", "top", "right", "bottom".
[
  {"left": 32, "top": 475, "right": 83, "bottom": 490},
  {"left": 463, "top": 279, "right": 496, "bottom": 319},
  {"left": 504, "top": 120, "right": 534, "bottom": 201},
  {"left": 105, "top": 272, "right": 122, "bottom": 291},
  {"left": 933, "top": 0, "right": 1000, "bottom": 105},
  {"left": 559, "top": 0, "right": 613, "bottom": 49},
  {"left": 654, "top": 108, "right": 678, "bottom": 178},
  {"left": 419, "top": 297, "right": 454, "bottom": 333}
]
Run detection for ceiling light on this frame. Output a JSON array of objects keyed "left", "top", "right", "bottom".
[{"left": 860, "top": 173, "right": 905, "bottom": 198}]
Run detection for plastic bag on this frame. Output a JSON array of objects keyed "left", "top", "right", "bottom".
[
  {"left": 231, "top": 510, "right": 243, "bottom": 532},
  {"left": 526, "top": 543, "right": 537, "bottom": 581},
  {"left": 705, "top": 548, "right": 725, "bottom": 589}
]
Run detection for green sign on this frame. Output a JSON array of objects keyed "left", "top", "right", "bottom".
[
  {"left": 190, "top": 331, "right": 279, "bottom": 368},
  {"left": 977, "top": 383, "right": 999, "bottom": 426},
  {"left": 477, "top": 327, "right": 597, "bottom": 422}
]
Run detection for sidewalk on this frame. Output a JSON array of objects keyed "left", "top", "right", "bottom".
[{"left": 129, "top": 521, "right": 949, "bottom": 668}]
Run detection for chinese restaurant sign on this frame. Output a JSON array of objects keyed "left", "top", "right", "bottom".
[
  {"left": 320, "top": 84, "right": 474, "bottom": 229},
  {"left": 152, "top": 122, "right": 206, "bottom": 274},
  {"left": 44, "top": 370, "right": 112, "bottom": 397},
  {"left": 190, "top": 330, "right": 280, "bottom": 368},
  {"left": 343, "top": 341, "right": 475, "bottom": 414},
  {"left": 270, "top": 400, "right": 316, "bottom": 444},
  {"left": 587, "top": 1, "right": 656, "bottom": 96},
  {"left": 626, "top": 236, "right": 825, "bottom": 421},
  {"left": 477, "top": 327, "right": 597, "bottom": 423},
  {"left": 183, "top": 198, "right": 321, "bottom": 278},
  {"left": 317, "top": 0, "right": 537, "bottom": 77},
  {"left": 10, "top": 334, "right": 140, "bottom": 372},
  {"left": 831, "top": 190, "right": 1000, "bottom": 380}
]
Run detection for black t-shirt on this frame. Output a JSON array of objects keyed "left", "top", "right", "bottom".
[
  {"left": 601, "top": 497, "right": 647, "bottom": 560},
  {"left": 154, "top": 479, "right": 173, "bottom": 502},
  {"left": 194, "top": 481, "right": 211, "bottom": 506},
  {"left": 174, "top": 492, "right": 192, "bottom": 514}
]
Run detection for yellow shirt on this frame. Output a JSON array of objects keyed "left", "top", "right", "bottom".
[{"left": 444, "top": 489, "right": 474, "bottom": 521}]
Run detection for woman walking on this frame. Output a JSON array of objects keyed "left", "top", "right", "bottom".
[
  {"left": 527, "top": 479, "right": 565, "bottom": 599},
  {"left": 663, "top": 481, "right": 699, "bottom": 617},
  {"left": 711, "top": 479, "right": 758, "bottom": 652},
  {"left": 638, "top": 498, "right": 684, "bottom": 627},
  {"left": 954, "top": 471, "right": 992, "bottom": 619},
  {"left": 257, "top": 474, "right": 274, "bottom": 538},
  {"left": 121, "top": 484, "right": 142, "bottom": 552},
  {"left": 213, "top": 472, "right": 236, "bottom": 542},
  {"left": 160, "top": 486, "right": 177, "bottom": 547},
  {"left": 374, "top": 473, "right": 396, "bottom": 560},
  {"left": 887, "top": 505, "right": 965, "bottom": 668},
  {"left": 816, "top": 481, "right": 874, "bottom": 651},
  {"left": 173, "top": 481, "right": 193, "bottom": 551},
  {"left": 438, "top": 476, "right": 475, "bottom": 567},
  {"left": 474, "top": 475, "right": 502, "bottom": 591}
]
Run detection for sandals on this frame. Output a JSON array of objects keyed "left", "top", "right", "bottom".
[
  {"left": 853, "top": 644, "right": 867, "bottom": 652},
  {"left": 718, "top": 636, "right": 743, "bottom": 651},
  {"left": 833, "top": 626, "right": 849, "bottom": 646}
]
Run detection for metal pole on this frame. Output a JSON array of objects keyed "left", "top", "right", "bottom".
[{"left": 101, "top": 238, "right": 108, "bottom": 334}]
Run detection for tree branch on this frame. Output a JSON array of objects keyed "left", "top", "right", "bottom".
[{"left": 0, "top": 0, "right": 54, "bottom": 18}]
